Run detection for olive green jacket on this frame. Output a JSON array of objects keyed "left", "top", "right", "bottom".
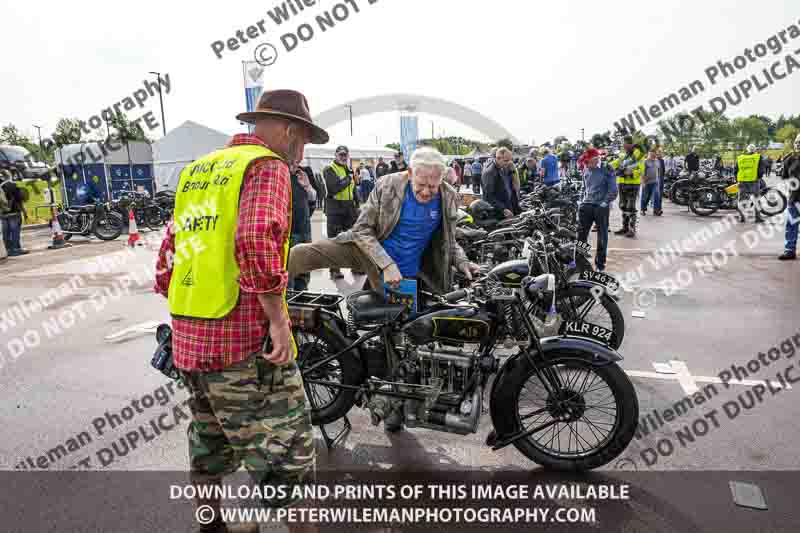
[{"left": 334, "top": 171, "right": 469, "bottom": 293}]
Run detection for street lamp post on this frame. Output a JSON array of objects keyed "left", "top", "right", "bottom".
[
  {"left": 148, "top": 71, "right": 167, "bottom": 136},
  {"left": 344, "top": 105, "right": 353, "bottom": 136},
  {"left": 32, "top": 124, "right": 44, "bottom": 157}
]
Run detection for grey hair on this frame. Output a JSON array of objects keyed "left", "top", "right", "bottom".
[
  {"left": 496, "top": 147, "right": 512, "bottom": 158},
  {"left": 410, "top": 146, "right": 447, "bottom": 177}
]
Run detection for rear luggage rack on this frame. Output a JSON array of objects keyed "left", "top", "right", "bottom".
[{"left": 286, "top": 290, "right": 343, "bottom": 310}]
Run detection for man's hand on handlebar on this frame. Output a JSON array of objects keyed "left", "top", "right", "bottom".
[{"left": 459, "top": 262, "right": 481, "bottom": 281}]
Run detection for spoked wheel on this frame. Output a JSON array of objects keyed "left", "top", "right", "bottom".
[
  {"left": 144, "top": 206, "right": 164, "bottom": 230},
  {"left": 294, "top": 326, "right": 361, "bottom": 426},
  {"left": 759, "top": 187, "right": 788, "bottom": 218},
  {"left": 92, "top": 213, "right": 124, "bottom": 241},
  {"left": 494, "top": 357, "right": 638, "bottom": 471},
  {"left": 689, "top": 187, "right": 720, "bottom": 217},
  {"left": 554, "top": 285, "right": 625, "bottom": 349}
]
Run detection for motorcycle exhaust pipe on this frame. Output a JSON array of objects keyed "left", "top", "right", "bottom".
[{"left": 408, "top": 385, "right": 482, "bottom": 435}]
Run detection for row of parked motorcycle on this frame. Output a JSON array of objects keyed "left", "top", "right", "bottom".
[
  {"left": 225, "top": 175, "right": 641, "bottom": 472},
  {"left": 665, "top": 167, "right": 787, "bottom": 218},
  {"left": 54, "top": 190, "right": 175, "bottom": 241}
]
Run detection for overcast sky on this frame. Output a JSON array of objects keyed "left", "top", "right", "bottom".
[{"left": 1, "top": 0, "right": 798, "bottom": 148}]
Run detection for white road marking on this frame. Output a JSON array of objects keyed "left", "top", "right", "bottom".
[
  {"left": 105, "top": 320, "right": 161, "bottom": 341},
  {"left": 626, "top": 359, "right": 790, "bottom": 392}
]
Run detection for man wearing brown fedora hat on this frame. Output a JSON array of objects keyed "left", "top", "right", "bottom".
[{"left": 154, "top": 89, "right": 327, "bottom": 533}]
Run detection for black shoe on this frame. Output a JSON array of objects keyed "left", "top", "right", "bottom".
[
  {"left": 613, "top": 228, "right": 628, "bottom": 235},
  {"left": 738, "top": 215, "right": 746, "bottom": 223},
  {"left": 591, "top": 226, "right": 599, "bottom": 232},
  {"left": 626, "top": 230, "right": 636, "bottom": 238},
  {"left": 778, "top": 251, "right": 797, "bottom": 260},
  {"left": 654, "top": 210, "right": 663, "bottom": 216},
  {"left": 352, "top": 270, "right": 366, "bottom": 276},
  {"left": 641, "top": 210, "right": 647, "bottom": 216},
  {"left": 330, "top": 270, "right": 344, "bottom": 280}
]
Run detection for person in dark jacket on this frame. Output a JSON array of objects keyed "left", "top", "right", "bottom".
[
  {"left": 779, "top": 134, "right": 800, "bottom": 260},
  {"left": 375, "top": 156, "right": 390, "bottom": 179},
  {"left": 481, "top": 147, "right": 520, "bottom": 218},
  {"left": 389, "top": 151, "right": 409, "bottom": 174},
  {"left": 685, "top": 148, "right": 700, "bottom": 173},
  {"left": 577, "top": 149, "right": 618, "bottom": 271},
  {"left": 323, "top": 145, "right": 359, "bottom": 279},
  {"left": 288, "top": 162, "right": 319, "bottom": 290},
  {"left": 0, "top": 172, "right": 29, "bottom": 256}
]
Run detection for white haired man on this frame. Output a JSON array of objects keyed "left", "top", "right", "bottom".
[{"left": 289, "top": 147, "right": 480, "bottom": 293}]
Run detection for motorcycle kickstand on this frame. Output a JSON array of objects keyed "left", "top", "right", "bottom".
[{"left": 305, "top": 382, "right": 351, "bottom": 450}]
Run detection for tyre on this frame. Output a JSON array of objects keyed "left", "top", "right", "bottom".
[
  {"left": 758, "top": 187, "right": 787, "bottom": 218},
  {"left": 144, "top": 206, "right": 164, "bottom": 230},
  {"left": 294, "top": 325, "right": 363, "bottom": 426},
  {"left": 689, "top": 187, "right": 720, "bottom": 217},
  {"left": 556, "top": 285, "right": 625, "bottom": 349},
  {"left": 92, "top": 213, "right": 123, "bottom": 240},
  {"left": 492, "top": 356, "right": 638, "bottom": 471},
  {"left": 669, "top": 179, "right": 690, "bottom": 206}
]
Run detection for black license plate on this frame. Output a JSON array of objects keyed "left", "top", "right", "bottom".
[
  {"left": 561, "top": 321, "right": 613, "bottom": 345},
  {"left": 580, "top": 270, "right": 620, "bottom": 291}
]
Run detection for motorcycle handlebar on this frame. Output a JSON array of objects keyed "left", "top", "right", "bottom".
[{"left": 443, "top": 289, "right": 468, "bottom": 303}]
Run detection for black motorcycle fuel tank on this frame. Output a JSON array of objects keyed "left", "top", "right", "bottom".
[
  {"left": 403, "top": 307, "right": 493, "bottom": 345},
  {"left": 488, "top": 259, "right": 529, "bottom": 288}
]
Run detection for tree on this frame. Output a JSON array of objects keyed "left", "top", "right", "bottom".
[
  {"left": 553, "top": 136, "right": 568, "bottom": 147},
  {"left": 108, "top": 112, "right": 149, "bottom": 143},
  {"left": 729, "top": 116, "right": 768, "bottom": 153},
  {"left": 590, "top": 132, "right": 612, "bottom": 148},
  {"left": 494, "top": 138, "right": 514, "bottom": 151},
  {"left": 776, "top": 125, "right": 799, "bottom": 147},
  {"left": 0, "top": 124, "right": 31, "bottom": 146},
  {"left": 53, "top": 118, "right": 83, "bottom": 147},
  {"left": 385, "top": 143, "right": 401, "bottom": 151}
]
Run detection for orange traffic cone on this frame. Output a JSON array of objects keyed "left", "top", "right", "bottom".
[
  {"left": 48, "top": 207, "right": 70, "bottom": 250},
  {"left": 127, "top": 209, "right": 141, "bottom": 247}
]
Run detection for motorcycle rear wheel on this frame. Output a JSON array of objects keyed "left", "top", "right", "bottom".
[
  {"left": 689, "top": 188, "right": 720, "bottom": 217},
  {"left": 92, "top": 213, "right": 124, "bottom": 241},
  {"left": 669, "top": 179, "right": 690, "bottom": 206},
  {"left": 494, "top": 357, "right": 638, "bottom": 471}
]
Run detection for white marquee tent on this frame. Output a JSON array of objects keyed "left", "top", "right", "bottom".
[
  {"left": 154, "top": 120, "right": 397, "bottom": 191},
  {"left": 153, "top": 121, "right": 229, "bottom": 191}
]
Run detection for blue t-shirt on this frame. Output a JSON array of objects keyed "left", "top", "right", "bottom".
[
  {"left": 381, "top": 184, "right": 442, "bottom": 277},
  {"left": 542, "top": 154, "right": 560, "bottom": 185}
]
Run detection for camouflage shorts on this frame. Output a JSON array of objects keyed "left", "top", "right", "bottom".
[{"left": 182, "top": 354, "right": 315, "bottom": 507}]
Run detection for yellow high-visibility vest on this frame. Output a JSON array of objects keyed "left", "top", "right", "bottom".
[
  {"left": 610, "top": 147, "right": 646, "bottom": 185},
  {"left": 737, "top": 153, "right": 761, "bottom": 183},
  {"left": 328, "top": 162, "right": 355, "bottom": 201}
]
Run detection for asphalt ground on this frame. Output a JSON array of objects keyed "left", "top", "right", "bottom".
[{"left": 1, "top": 187, "right": 799, "bottom": 532}]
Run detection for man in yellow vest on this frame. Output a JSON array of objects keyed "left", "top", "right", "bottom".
[
  {"left": 735, "top": 144, "right": 765, "bottom": 223},
  {"left": 609, "top": 136, "right": 646, "bottom": 238},
  {"left": 154, "top": 89, "right": 328, "bottom": 533},
  {"left": 323, "top": 145, "right": 359, "bottom": 279}
]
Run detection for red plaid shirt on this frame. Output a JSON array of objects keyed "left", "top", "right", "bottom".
[{"left": 154, "top": 134, "right": 291, "bottom": 371}]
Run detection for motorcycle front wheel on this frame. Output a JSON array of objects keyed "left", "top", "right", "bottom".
[
  {"left": 493, "top": 357, "right": 638, "bottom": 471},
  {"left": 294, "top": 325, "right": 363, "bottom": 426},
  {"left": 759, "top": 187, "right": 788, "bottom": 218},
  {"left": 669, "top": 179, "right": 690, "bottom": 206}
]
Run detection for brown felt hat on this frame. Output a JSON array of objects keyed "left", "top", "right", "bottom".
[{"left": 236, "top": 89, "right": 329, "bottom": 145}]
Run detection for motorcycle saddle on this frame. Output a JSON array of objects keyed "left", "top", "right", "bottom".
[
  {"left": 68, "top": 205, "right": 96, "bottom": 213},
  {"left": 347, "top": 290, "right": 407, "bottom": 324}
]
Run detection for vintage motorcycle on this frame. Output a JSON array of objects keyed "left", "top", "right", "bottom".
[
  {"left": 689, "top": 179, "right": 787, "bottom": 218},
  {"left": 55, "top": 200, "right": 125, "bottom": 241},
  {"left": 284, "top": 267, "right": 638, "bottom": 471}
]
